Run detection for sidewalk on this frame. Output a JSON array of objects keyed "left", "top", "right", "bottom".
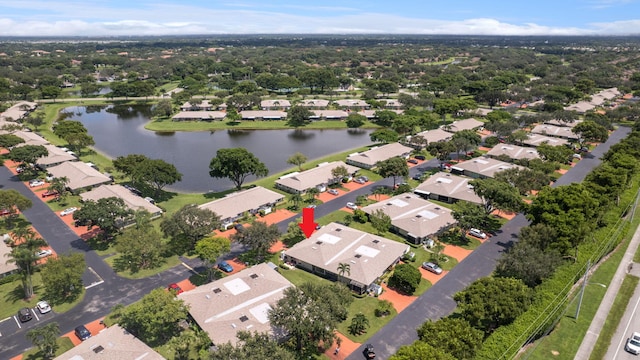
[{"left": 573, "top": 210, "right": 640, "bottom": 359}]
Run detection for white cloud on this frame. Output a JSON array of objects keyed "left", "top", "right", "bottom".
[
  {"left": 0, "top": 5, "right": 637, "bottom": 36},
  {"left": 588, "top": 0, "right": 635, "bottom": 9}
]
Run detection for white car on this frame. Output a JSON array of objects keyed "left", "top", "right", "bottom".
[
  {"left": 36, "top": 301, "right": 51, "bottom": 314},
  {"left": 346, "top": 202, "right": 358, "bottom": 210},
  {"left": 29, "top": 180, "right": 45, "bottom": 187},
  {"left": 60, "top": 207, "right": 78, "bottom": 216},
  {"left": 469, "top": 228, "right": 487, "bottom": 239},
  {"left": 626, "top": 332, "right": 640, "bottom": 355},
  {"left": 35, "top": 249, "right": 53, "bottom": 258}
]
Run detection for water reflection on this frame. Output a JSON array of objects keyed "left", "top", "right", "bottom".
[{"left": 70, "top": 105, "right": 374, "bottom": 193}]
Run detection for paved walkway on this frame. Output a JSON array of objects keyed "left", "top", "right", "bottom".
[{"left": 574, "top": 197, "right": 640, "bottom": 359}]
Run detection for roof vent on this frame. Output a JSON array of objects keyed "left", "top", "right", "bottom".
[
  {"left": 405, "top": 196, "right": 411, "bottom": 199},
  {"left": 373, "top": 239, "right": 380, "bottom": 243},
  {"left": 213, "top": 288, "right": 222, "bottom": 294},
  {"left": 335, "top": 228, "right": 342, "bottom": 232},
  {"left": 416, "top": 214, "right": 422, "bottom": 218},
  {"left": 93, "top": 346, "right": 104, "bottom": 354},
  {"left": 239, "top": 315, "right": 249, "bottom": 322},
  {"left": 386, "top": 203, "right": 393, "bottom": 206},
  {"left": 355, "top": 254, "right": 362, "bottom": 258},
  {"left": 250, "top": 274, "right": 259, "bottom": 279},
  {"left": 316, "top": 241, "right": 323, "bottom": 245}
]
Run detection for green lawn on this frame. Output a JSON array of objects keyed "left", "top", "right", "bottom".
[
  {"left": 103, "top": 255, "right": 182, "bottom": 280},
  {"left": 0, "top": 272, "right": 85, "bottom": 319},
  {"left": 21, "top": 336, "right": 74, "bottom": 360},
  {"left": 278, "top": 267, "right": 333, "bottom": 287},
  {"left": 145, "top": 118, "right": 381, "bottom": 132},
  {"left": 336, "top": 296, "right": 399, "bottom": 343}
]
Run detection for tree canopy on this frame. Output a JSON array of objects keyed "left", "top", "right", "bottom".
[
  {"left": 209, "top": 148, "right": 269, "bottom": 190},
  {"left": 161, "top": 204, "right": 221, "bottom": 252},
  {"left": 376, "top": 156, "right": 409, "bottom": 187},
  {"left": 73, "top": 197, "right": 133, "bottom": 239}
]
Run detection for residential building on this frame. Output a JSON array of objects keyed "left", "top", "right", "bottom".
[
  {"left": 179, "top": 263, "right": 293, "bottom": 346},
  {"left": 199, "top": 186, "right": 284, "bottom": 228},
  {"left": 297, "top": 99, "right": 330, "bottom": 109},
  {"left": 180, "top": 100, "right": 215, "bottom": 111},
  {"left": 564, "top": 101, "right": 595, "bottom": 114},
  {"left": 485, "top": 144, "right": 540, "bottom": 161},
  {"left": 275, "top": 161, "right": 359, "bottom": 194},
  {"left": 414, "top": 172, "right": 483, "bottom": 205},
  {"left": 9, "top": 130, "right": 49, "bottom": 146},
  {"left": 0, "top": 239, "right": 18, "bottom": 278},
  {"left": 356, "top": 109, "right": 403, "bottom": 119},
  {"left": 451, "top": 156, "right": 525, "bottom": 179},
  {"left": 443, "top": 118, "right": 484, "bottom": 133},
  {"left": 260, "top": 99, "right": 291, "bottom": 110},
  {"left": 335, "top": 99, "right": 370, "bottom": 110},
  {"left": 413, "top": 128, "right": 453, "bottom": 144},
  {"left": 310, "top": 110, "right": 348, "bottom": 120},
  {"left": 531, "top": 124, "right": 580, "bottom": 140},
  {"left": 544, "top": 119, "right": 583, "bottom": 128},
  {"left": 0, "top": 101, "right": 37, "bottom": 122},
  {"left": 283, "top": 223, "right": 409, "bottom": 293},
  {"left": 378, "top": 99, "right": 403, "bottom": 109},
  {"left": 80, "top": 185, "right": 163, "bottom": 218},
  {"left": 522, "top": 133, "right": 570, "bottom": 147},
  {"left": 47, "top": 161, "right": 112, "bottom": 192},
  {"left": 240, "top": 110, "right": 286, "bottom": 120},
  {"left": 34, "top": 144, "right": 76, "bottom": 168},
  {"left": 172, "top": 111, "right": 226, "bottom": 121},
  {"left": 346, "top": 143, "right": 413, "bottom": 169},
  {"left": 54, "top": 324, "right": 164, "bottom": 360},
  {"left": 362, "top": 193, "right": 456, "bottom": 244}
]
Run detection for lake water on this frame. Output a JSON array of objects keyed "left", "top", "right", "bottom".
[{"left": 67, "top": 105, "right": 374, "bottom": 193}]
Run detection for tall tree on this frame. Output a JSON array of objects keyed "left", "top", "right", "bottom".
[
  {"left": 469, "top": 178, "right": 525, "bottom": 215},
  {"left": 209, "top": 148, "right": 269, "bottom": 190},
  {"left": 286, "top": 106, "right": 313, "bottom": 127},
  {"left": 417, "top": 318, "right": 484, "bottom": 360},
  {"left": 388, "top": 263, "right": 422, "bottom": 295},
  {"left": 331, "top": 165, "right": 350, "bottom": 182},
  {"left": 389, "top": 341, "right": 456, "bottom": 360},
  {"left": 337, "top": 262, "right": 351, "bottom": 284},
  {"left": 134, "top": 158, "right": 182, "bottom": 198},
  {"left": 161, "top": 204, "right": 221, "bottom": 252},
  {"left": 27, "top": 322, "right": 60, "bottom": 359},
  {"left": 286, "top": 152, "right": 307, "bottom": 171},
  {"left": 9, "top": 145, "right": 48, "bottom": 169},
  {"left": 115, "top": 217, "right": 165, "bottom": 272},
  {"left": 41, "top": 253, "right": 86, "bottom": 304},
  {"left": 48, "top": 176, "right": 69, "bottom": 203},
  {"left": 370, "top": 128, "right": 399, "bottom": 143},
  {"left": 73, "top": 197, "right": 133, "bottom": 240},
  {"left": 231, "top": 221, "right": 280, "bottom": 260},
  {"left": 348, "top": 313, "right": 370, "bottom": 335},
  {"left": 0, "top": 134, "right": 25, "bottom": 149},
  {"left": 119, "top": 288, "right": 190, "bottom": 346},
  {"left": 369, "top": 209, "right": 392, "bottom": 234},
  {"left": 376, "top": 157, "right": 409, "bottom": 187},
  {"left": 452, "top": 201, "right": 501, "bottom": 237},
  {"left": 0, "top": 189, "right": 32, "bottom": 228},
  {"left": 454, "top": 277, "right": 533, "bottom": 334},
  {"left": 345, "top": 113, "right": 366, "bottom": 128},
  {"left": 536, "top": 143, "right": 574, "bottom": 163},
  {"left": 450, "top": 130, "right": 481, "bottom": 160},
  {"left": 195, "top": 236, "right": 231, "bottom": 282},
  {"left": 210, "top": 331, "right": 296, "bottom": 360},
  {"left": 572, "top": 120, "right": 609, "bottom": 145}
]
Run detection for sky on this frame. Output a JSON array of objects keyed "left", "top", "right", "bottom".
[{"left": 0, "top": 0, "right": 639, "bottom": 37}]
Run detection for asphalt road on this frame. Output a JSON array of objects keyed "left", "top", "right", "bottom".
[
  {"left": 608, "top": 276, "right": 640, "bottom": 360},
  {"left": 346, "top": 126, "right": 631, "bottom": 360},
  {"left": 0, "top": 167, "right": 194, "bottom": 358}
]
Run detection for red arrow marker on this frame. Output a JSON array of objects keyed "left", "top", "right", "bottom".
[{"left": 299, "top": 207, "right": 318, "bottom": 238}]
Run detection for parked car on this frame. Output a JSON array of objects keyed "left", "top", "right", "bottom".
[
  {"left": 626, "top": 332, "right": 640, "bottom": 355},
  {"left": 306, "top": 204, "right": 317, "bottom": 209},
  {"left": 408, "top": 159, "right": 419, "bottom": 164},
  {"left": 167, "top": 283, "right": 183, "bottom": 295},
  {"left": 29, "top": 179, "right": 45, "bottom": 187},
  {"left": 328, "top": 189, "right": 339, "bottom": 195},
  {"left": 354, "top": 178, "right": 366, "bottom": 184},
  {"left": 415, "top": 155, "right": 426, "bottom": 160},
  {"left": 234, "top": 224, "right": 245, "bottom": 233},
  {"left": 17, "top": 308, "right": 32, "bottom": 322},
  {"left": 346, "top": 202, "right": 358, "bottom": 210},
  {"left": 363, "top": 343, "right": 376, "bottom": 359},
  {"left": 469, "top": 228, "right": 487, "bottom": 239},
  {"left": 36, "top": 300, "right": 51, "bottom": 314},
  {"left": 412, "top": 173, "right": 423, "bottom": 181},
  {"left": 218, "top": 261, "right": 233, "bottom": 273},
  {"left": 74, "top": 325, "right": 92, "bottom": 341},
  {"left": 422, "top": 261, "right": 443, "bottom": 275},
  {"left": 35, "top": 249, "right": 53, "bottom": 258},
  {"left": 41, "top": 190, "right": 59, "bottom": 198},
  {"left": 358, "top": 175, "right": 369, "bottom": 182},
  {"left": 60, "top": 207, "right": 77, "bottom": 216}
]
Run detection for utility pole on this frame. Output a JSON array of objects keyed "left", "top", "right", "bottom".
[{"left": 575, "top": 260, "right": 591, "bottom": 320}]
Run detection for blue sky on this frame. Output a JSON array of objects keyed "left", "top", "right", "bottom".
[{"left": 0, "top": 0, "right": 639, "bottom": 36}]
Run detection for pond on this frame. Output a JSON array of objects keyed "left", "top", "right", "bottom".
[{"left": 66, "top": 105, "right": 374, "bottom": 193}]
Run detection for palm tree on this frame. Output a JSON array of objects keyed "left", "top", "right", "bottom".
[
  {"left": 48, "top": 176, "right": 69, "bottom": 203},
  {"left": 6, "top": 247, "right": 39, "bottom": 298},
  {"left": 337, "top": 262, "right": 351, "bottom": 284},
  {"left": 289, "top": 193, "right": 303, "bottom": 210},
  {"left": 348, "top": 313, "right": 370, "bottom": 335},
  {"left": 27, "top": 322, "right": 60, "bottom": 358},
  {"left": 306, "top": 187, "right": 320, "bottom": 204}
]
